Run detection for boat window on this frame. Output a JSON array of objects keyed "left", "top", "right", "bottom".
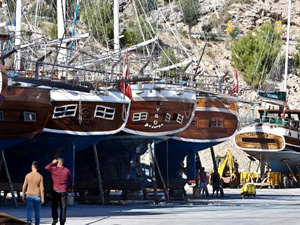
[
  {"left": 53, "top": 104, "right": 77, "bottom": 119},
  {"left": 23, "top": 112, "right": 37, "bottom": 122},
  {"left": 191, "top": 119, "right": 197, "bottom": 126},
  {"left": 176, "top": 114, "right": 184, "bottom": 124},
  {"left": 165, "top": 113, "right": 171, "bottom": 123},
  {"left": 210, "top": 119, "right": 223, "bottom": 127},
  {"left": 132, "top": 112, "right": 148, "bottom": 121},
  {"left": 0, "top": 111, "right": 3, "bottom": 121},
  {"left": 94, "top": 105, "right": 116, "bottom": 120}
]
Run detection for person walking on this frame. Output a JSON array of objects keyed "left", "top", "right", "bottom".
[
  {"left": 211, "top": 171, "right": 221, "bottom": 197},
  {"left": 22, "top": 161, "right": 44, "bottom": 225},
  {"left": 46, "top": 158, "right": 72, "bottom": 225},
  {"left": 199, "top": 167, "right": 208, "bottom": 197}
]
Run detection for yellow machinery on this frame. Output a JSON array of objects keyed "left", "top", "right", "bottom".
[
  {"left": 217, "top": 150, "right": 239, "bottom": 187},
  {"left": 267, "top": 172, "right": 282, "bottom": 187},
  {"left": 240, "top": 183, "right": 256, "bottom": 197},
  {"left": 240, "top": 171, "right": 281, "bottom": 187},
  {"left": 240, "top": 172, "right": 260, "bottom": 185}
]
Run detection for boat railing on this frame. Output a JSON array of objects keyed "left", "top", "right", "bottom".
[{"left": 257, "top": 116, "right": 292, "bottom": 127}]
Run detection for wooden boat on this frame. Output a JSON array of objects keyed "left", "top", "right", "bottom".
[
  {"left": 155, "top": 96, "right": 240, "bottom": 189},
  {"left": 45, "top": 88, "right": 131, "bottom": 137},
  {"left": 3, "top": 87, "right": 131, "bottom": 188},
  {"left": 0, "top": 64, "right": 51, "bottom": 149},
  {"left": 123, "top": 83, "right": 197, "bottom": 136},
  {"left": 173, "top": 97, "right": 240, "bottom": 143},
  {"left": 235, "top": 108, "right": 300, "bottom": 173}
]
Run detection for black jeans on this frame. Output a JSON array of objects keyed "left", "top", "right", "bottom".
[{"left": 52, "top": 191, "right": 68, "bottom": 224}]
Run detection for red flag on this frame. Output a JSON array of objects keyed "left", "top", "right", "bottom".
[
  {"left": 119, "top": 50, "right": 132, "bottom": 100},
  {"left": 282, "top": 102, "right": 288, "bottom": 119},
  {"left": 229, "top": 68, "right": 239, "bottom": 95}
]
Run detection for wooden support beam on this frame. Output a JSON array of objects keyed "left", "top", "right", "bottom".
[
  {"left": 1, "top": 151, "right": 18, "bottom": 208},
  {"left": 150, "top": 142, "right": 159, "bottom": 204},
  {"left": 210, "top": 147, "right": 218, "bottom": 173},
  {"left": 92, "top": 144, "right": 105, "bottom": 205},
  {"left": 153, "top": 153, "right": 169, "bottom": 202}
]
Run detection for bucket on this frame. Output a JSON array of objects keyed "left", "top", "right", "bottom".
[{"left": 67, "top": 192, "right": 75, "bottom": 205}]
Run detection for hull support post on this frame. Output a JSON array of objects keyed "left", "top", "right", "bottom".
[
  {"left": 92, "top": 144, "right": 105, "bottom": 205},
  {"left": 153, "top": 147, "right": 169, "bottom": 202},
  {"left": 150, "top": 142, "right": 159, "bottom": 204},
  {"left": 1, "top": 151, "right": 18, "bottom": 208}
]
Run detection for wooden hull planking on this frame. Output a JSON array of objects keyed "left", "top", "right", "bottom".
[
  {"left": 0, "top": 86, "right": 51, "bottom": 139},
  {"left": 44, "top": 89, "right": 131, "bottom": 135},
  {"left": 174, "top": 98, "right": 239, "bottom": 142},
  {"left": 46, "top": 101, "right": 129, "bottom": 135},
  {"left": 124, "top": 100, "right": 195, "bottom": 136}
]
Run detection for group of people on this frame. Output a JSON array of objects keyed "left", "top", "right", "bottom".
[
  {"left": 198, "top": 167, "right": 222, "bottom": 197},
  {"left": 22, "top": 158, "right": 72, "bottom": 225}
]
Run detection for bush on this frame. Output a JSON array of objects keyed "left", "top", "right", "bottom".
[
  {"left": 159, "top": 47, "right": 181, "bottom": 77},
  {"left": 81, "top": 0, "right": 114, "bottom": 46},
  {"left": 121, "top": 17, "right": 155, "bottom": 47},
  {"left": 49, "top": 18, "right": 58, "bottom": 39},
  {"left": 231, "top": 22, "right": 282, "bottom": 88}
]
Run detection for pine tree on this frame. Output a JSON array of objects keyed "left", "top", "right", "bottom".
[
  {"left": 231, "top": 22, "right": 282, "bottom": 88},
  {"left": 179, "top": 0, "right": 200, "bottom": 33}
]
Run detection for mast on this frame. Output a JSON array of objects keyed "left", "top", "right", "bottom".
[
  {"left": 57, "top": 0, "right": 67, "bottom": 78},
  {"left": 113, "top": 0, "right": 120, "bottom": 53},
  {"left": 284, "top": 0, "right": 292, "bottom": 92},
  {"left": 15, "top": 0, "right": 22, "bottom": 71}
]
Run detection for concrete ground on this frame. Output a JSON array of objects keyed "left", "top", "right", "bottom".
[{"left": 1, "top": 187, "right": 300, "bottom": 225}]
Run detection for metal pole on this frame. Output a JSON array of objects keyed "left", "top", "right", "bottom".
[
  {"left": 285, "top": 162, "right": 297, "bottom": 183},
  {"left": 150, "top": 142, "right": 159, "bottom": 204},
  {"left": 92, "top": 144, "right": 105, "bottom": 204},
  {"left": 1, "top": 151, "right": 18, "bottom": 208},
  {"left": 72, "top": 143, "right": 76, "bottom": 188},
  {"left": 284, "top": 0, "right": 292, "bottom": 92},
  {"left": 15, "top": 0, "right": 22, "bottom": 71},
  {"left": 113, "top": 0, "right": 120, "bottom": 53},
  {"left": 260, "top": 154, "right": 265, "bottom": 176}
]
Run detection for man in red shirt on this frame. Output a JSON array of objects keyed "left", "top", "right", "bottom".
[{"left": 45, "top": 158, "right": 72, "bottom": 225}]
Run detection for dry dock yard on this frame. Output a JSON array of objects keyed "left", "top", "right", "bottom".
[{"left": 1, "top": 187, "right": 300, "bottom": 225}]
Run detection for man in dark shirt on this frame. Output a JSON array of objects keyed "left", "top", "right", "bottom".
[{"left": 46, "top": 158, "right": 72, "bottom": 225}]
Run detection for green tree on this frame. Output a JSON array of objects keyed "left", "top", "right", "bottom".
[
  {"left": 81, "top": 0, "right": 113, "bottom": 46},
  {"left": 231, "top": 22, "right": 282, "bottom": 88},
  {"left": 121, "top": 17, "right": 155, "bottom": 47},
  {"left": 159, "top": 47, "right": 180, "bottom": 77},
  {"left": 179, "top": 0, "right": 200, "bottom": 32}
]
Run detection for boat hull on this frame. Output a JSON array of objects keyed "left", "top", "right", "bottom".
[
  {"left": 123, "top": 84, "right": 196, "bottom": 136},
  {"left": 0, "top": 86, "right": 51, "bottom": 149},
  {"left": 235, "top": 123, "right": 300, "bottom": 173}
]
